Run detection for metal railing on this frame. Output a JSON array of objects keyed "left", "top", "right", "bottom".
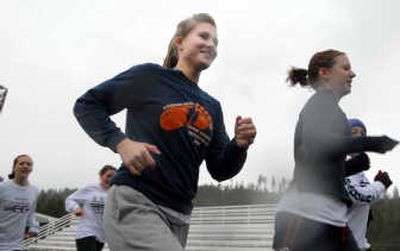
[{"left": 22, "top": 212, "right": 76, "bottom": 248}]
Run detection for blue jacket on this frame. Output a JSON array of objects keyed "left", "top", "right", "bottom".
[{"left": 73, "top": 63, "right": 247, "bottom": 213}]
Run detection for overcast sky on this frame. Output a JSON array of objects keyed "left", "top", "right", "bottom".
[{"left": 1, "top": 0, "right": 399, "bottom": 192}]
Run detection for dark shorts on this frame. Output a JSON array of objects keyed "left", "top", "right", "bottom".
[
  {"left": 273, "top": 211, "right": 359, "bottom": 251},
  {"left": 76, "top": 236, "right": 104, "bottom": 251}
]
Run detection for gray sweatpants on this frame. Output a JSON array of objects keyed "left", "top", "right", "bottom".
[{"left": 103, "top": 185, "right": 190, "bottom": 251}]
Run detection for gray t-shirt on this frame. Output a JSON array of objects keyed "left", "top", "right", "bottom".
[
  {"left": 0, "top": 180, "right": 39, "bottom": 251},
  {"left": 65, "top": 183, "right": 108, "bottom": 242},
  {"left": 277, "top": 186, "right": 347, "bottom": 227}
]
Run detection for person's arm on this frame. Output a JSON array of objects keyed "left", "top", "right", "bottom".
[
  {"left": 301, "top": 92, "right": 397, "bottom": 158},
  {"left": 74, "top": 65, "right": 161, "bottom": 176},
  {"left": 206, "top": 139, "right": 247, "bottom": 182},
  {"left": 345, "top": 153, "right": 370, "bottom": 176},
  {"left": 345, "top": 175, "right": 386, "bottom": 205},
  {"left": 73, "top": 65, "right": 151, "bottom": 152},
  {"left": 65, "top": 186, "right": 91, "bottom": 214},
  {"left": 25, "top": 191, "right": 39, "bottom": 237},
  {"left": 345, "top": 136, "right": 398, "bottom": 155},
  {"left": 205, "top": 104, "right": 255, "bottom": 181}
]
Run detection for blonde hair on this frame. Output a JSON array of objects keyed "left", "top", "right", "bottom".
[{"left": 163, "top": 13, "right": 216, "bottom": 68}]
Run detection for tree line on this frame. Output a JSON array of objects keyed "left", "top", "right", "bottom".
[
  {"left": 36, "top": 174, "right": 289, "bottom": 217},
  {"left": 368, "top": 187, "right": 400, "bottom": 251}
]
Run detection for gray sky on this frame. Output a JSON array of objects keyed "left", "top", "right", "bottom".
[{"left": 1, "top": 0, "right": 399, "bottom": 192}]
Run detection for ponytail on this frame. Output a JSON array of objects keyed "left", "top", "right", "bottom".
[
  {"left": 287, "top": 67, "right": 309, "bottom": 87},
  {"left": 163, "top": 39, "right": 179, "bottom": 68},
  {"left": 287, "top": 49, "right": 345, "bottom": 88}
]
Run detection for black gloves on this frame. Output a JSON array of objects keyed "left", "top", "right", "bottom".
[
  {"left": 345, "top": 153, "right": 370, "bottom": 176},
  {"left": 369, "top": 136, "right": 399, "bottom": 153},
  {"left": 374, "top": 170, "right": 392, "bottom": 189}
]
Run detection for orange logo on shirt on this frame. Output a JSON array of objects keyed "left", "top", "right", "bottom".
[{"left": 160, "top": 102, "right": 213, "bottom": 146}]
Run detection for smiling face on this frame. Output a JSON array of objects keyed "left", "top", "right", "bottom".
[
  {"left": 322, "top": 54, "right": 356, "bottom": 97},
  {"left": 13, "top": 155, "right": 33, "bottom": 181},
  {"left": 175, "top": 22, "right": 218, "bottom": 72}
]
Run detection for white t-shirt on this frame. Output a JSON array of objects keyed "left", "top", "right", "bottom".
[
  {"left": 277, "top": 186, "right": 348, "bottom": 227},
  {"left": 65, "top": 183, "right": 108, "bottom": 243},
  {"left": 345, "top": 172, "right": 385, "bottom": 250},
  {"left": 0, "top": 180, "right": 39, "bottom": 251}
]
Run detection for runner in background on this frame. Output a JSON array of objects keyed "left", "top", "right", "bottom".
[
  {"left": 345, "top": 118, "right": 393, "bottom": 251},
  {"left": 0, "top": 154, "right": 39, "bottom": 251},
  {"left": 65, "top": 165, "right": 116, "bottom": 251},
  {"left": 273, "top": 49, "right": 398, "bottom": 251}
]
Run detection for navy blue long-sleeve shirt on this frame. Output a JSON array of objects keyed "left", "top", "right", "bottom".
[{"left": 74, "top": 63, "right": 247, "bottom": 214}]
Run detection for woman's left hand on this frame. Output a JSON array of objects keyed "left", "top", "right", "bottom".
[{"left": 234, "top": 116, "right": 256, "bottom": 148}]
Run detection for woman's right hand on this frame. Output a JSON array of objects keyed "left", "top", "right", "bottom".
[
  {"left": 374, "top": 170, "right": 392, "bottom": 189},
  {"left": 116, "top": 138, "right": 161, "bottom": 176},
  {"left": 74, "top": 207, "right": 84, "bottom": 217}
]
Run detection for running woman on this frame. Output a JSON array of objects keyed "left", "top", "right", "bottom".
[
  {"left": 0, "top": 154, "right": 39, "bottom": 251},
  {"left": 273, "top": 49, "right": 398, "bottom": 251},
  {"left": 73, "top": 13, "right": 256, "bottom": 251},
  {"left": 345, "top": 118, "right": 393, "bottom": 251},
  {"left": 65, "top": 165, "right": 116, "bottom": 251}
]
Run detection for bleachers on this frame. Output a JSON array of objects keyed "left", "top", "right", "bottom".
[
  {"left": 24, "top": 203, "right": 276, "bottom": 251},
  {"left": 187, "top": 204, "right": 275, "bottom": 251}
]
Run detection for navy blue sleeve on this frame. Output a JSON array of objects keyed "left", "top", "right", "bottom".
[
  {"left": 73, "top": 64, "right": 155, "bottom": 152},
  {"left": 205, "top": 102, "right": 247, "bottom": 181}
]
